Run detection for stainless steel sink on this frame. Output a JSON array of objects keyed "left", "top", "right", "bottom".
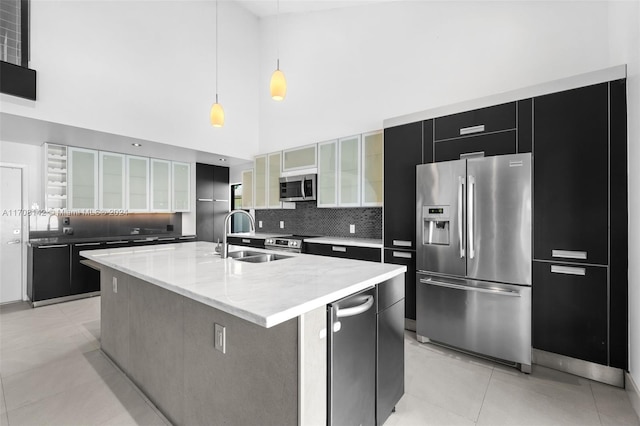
[
  {"left": 233, "top": 253, "right": 292, "bottom": 263},
  {"left": 227, "top": 251, "right": 264, "bottom": 259}
]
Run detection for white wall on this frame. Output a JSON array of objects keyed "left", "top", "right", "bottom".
[
  {"left": 0, "top": 0, "right": 260, "bottom": 161},
  {"left": 0, "top": 141, "right": 42, "bottom": 210},
  {"left": 257, "top": 0, "right": 611, "bottom": 153},
  {"left": 608, "top": 0, "right": 640, "bottom": 389}
]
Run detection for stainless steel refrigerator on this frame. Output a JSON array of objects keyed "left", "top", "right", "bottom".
[{"left": 415, "top": 153, "right": 532, "bottom": 372}]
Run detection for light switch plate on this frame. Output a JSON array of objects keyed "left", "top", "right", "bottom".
[
  {"left": 280, "top": 221, "right": 285, "bottom": 229},
  {"left": 349, "top": 224, "right": 355, "bottom": 234},
  {"left": 214, "top": 323, "right": 226, "bottom": 354},
  {"left": 112, "top": 277, "right": 118, "bottom": 293},
  {"left": 258, "top": 220, "right": 263, "bottom": 228}
]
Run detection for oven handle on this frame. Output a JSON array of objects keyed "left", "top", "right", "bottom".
[{"left": 419, "top": 278, "right": 521, "bottom": 297}]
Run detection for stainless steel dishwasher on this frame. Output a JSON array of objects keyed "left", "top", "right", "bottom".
[{"left": 327, "top": 287, "right": 376, "bottom": 426}]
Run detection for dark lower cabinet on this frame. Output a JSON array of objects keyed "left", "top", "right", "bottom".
[
  {"left": 384, "top": 249, "right": 416, "bottom": 322},
  {"left": 532, "top": 261, "right": 608, "bottom": 365},
  {"left": 71, "top": 242, "right": 102, "bottom": 295},
  {"left": 28, "top": 244, "right": 71, "bottom": 302},
  {"left": 304, "top": 242, "right": 381, "bottom": 262}
]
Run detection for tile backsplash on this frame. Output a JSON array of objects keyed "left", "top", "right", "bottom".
[{"left": 254, "top": 201, "right": 382, "bottom": 239}]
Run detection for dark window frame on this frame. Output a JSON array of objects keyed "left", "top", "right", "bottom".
[{"left": 20, "top": 0, "right": 29, "bottom": 67}]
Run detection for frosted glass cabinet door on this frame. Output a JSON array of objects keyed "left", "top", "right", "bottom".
[
  {"left": 69, "top": 147, "right": 98, "bottom": 209},
  {"left": 151, "top": 159, "right": 171, "bottom": 212},
  {"left": 172, "top": 162, "right": 191, "bottom": 212},
  {"left": 254, "top": 156, "right": 267, "bottom": 209},
  {"left": 361, "top": 131, "right": 383, "bottom": 206},
  {"left": 267, "top": 152, "right": 282, "bottom": 208},
  {"left": 282, "top": 144, "right": 317, "bottom": 172},
  {"left": 241, "top": 169, "right": 254, "bottom": 209},
  {"left": 338, "top": 135, "right": 361, "bottom": 207},
  {"left": 126, "top": 156, "right": 149, "bottom": 212},
  {"left": 317, "top": 140, "right": 338, "bottom": 207},
  {"left": 99, "top": 152, "right": 125, "bottom": 210}
]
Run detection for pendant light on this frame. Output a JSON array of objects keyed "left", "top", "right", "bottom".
[
  {"left": 270, "top": 0, "right": 287, "bottom": 101},
  {"left": 210, "top": 0, "right": 225, "bottom": 127}
]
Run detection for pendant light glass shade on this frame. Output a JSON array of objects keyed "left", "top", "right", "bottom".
[
  {"left": 270, "top": 65, "right": 287, "bottom": 101},
  {"left": 210, "top": 100, "right": 225, "bottom": 127}
]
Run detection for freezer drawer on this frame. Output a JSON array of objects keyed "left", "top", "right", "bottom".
[{"left": 416, "top": 274, "right": 531, "bottom": 368}]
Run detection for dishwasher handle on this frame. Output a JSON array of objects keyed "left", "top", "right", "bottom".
[{"left": 335, "top": 295, "right": 374, "bottom": 318}]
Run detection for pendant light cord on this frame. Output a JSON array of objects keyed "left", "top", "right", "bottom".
[
  {"left": 276, "top": 0, "right": 280, "bottom": 70},
  {"left": 215, "top": 0, "right": 219, "bottom": 100}
]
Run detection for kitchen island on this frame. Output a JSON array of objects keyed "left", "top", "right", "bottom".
[{"left": 81, "top": 241, "right": 406, "bottom": 426}]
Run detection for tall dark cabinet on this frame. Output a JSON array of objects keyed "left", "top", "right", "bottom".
[
  {"left": 383, "top": 121, "right": 423, "bottom": 323},
  {"left": 532, "top": 80, "right": 628, "bottom": 370},
  {"left": 196, "top": 163, "right": 229, "bottom": 243}
]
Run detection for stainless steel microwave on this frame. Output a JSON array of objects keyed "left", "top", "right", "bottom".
[{"left": 279, "top": 174, "right": 316, "bottom": 202}]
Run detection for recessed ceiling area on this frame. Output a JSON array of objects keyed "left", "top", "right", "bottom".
[
  {"left": 235, "top": 0, "right": 395, "bottom": 18},
  {"left": 0, "top": 113, "right": 250, "bottom": 167}
]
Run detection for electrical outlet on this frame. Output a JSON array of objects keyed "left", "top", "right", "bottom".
[
  {"left": 280, "top": 221, "right": 285, "bottom": 229},
  {"left": 259, "top": 220, "right": 263, "bottom": 228},
  {"left": 112, "top": 277, "right": 118, "bottom": 293},
  {"left": 62, "top": 217, "right": 70, "bottom": 226},
  {"left": 349, "top": 224, "right": 355, "bottom": 234},
  {"left": 63, "top": 226, "right": 73, "bottom": 235},
  {"left": 214, "top": 323, "right": 226, "bottom": 354}
]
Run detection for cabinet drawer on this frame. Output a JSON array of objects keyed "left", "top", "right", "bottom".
[
  {"left": 434, "top": 102, "right": 516, "bottom": 141},
  {"left": 532, "top": 261, "right": 607, "bottom": 365},
  {"left": 227, "top": 236, "right": 265, "bottom": 249},
  {"left": 434, "top": 130, "right": 516, "bottom": 162},
  {"left": 304, "top": 242, "right": 381, "bottom": 262},
  {"left": 384, "top": 249, "right": 416, "bottom": 321}
]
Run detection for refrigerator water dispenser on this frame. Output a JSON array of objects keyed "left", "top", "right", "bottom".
[{"left": 422, "top": 205, "right": 450, "bottom": 245}]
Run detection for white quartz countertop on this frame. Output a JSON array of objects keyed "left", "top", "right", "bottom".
[
  {"left": 81, "top": 242, "right": 405, "bottom": 328},
  {"left": 304, "top": 236, "right": 383, "bottom": 248},
  {"left": 227, "top": 232, "right": 292, "bottom": 239}
]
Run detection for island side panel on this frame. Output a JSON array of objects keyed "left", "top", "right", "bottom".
[
  {"left": 298, "top": 306, "right": 327, "bottom": 426},
  {"left": 182, "top": 297, "right": 299, "bottom": 426},
  {"left": 129, "top": 276, "right": 185, "bottom": 425},
  {"left": 100, "top": 267, "right": 131, "bottom": 375}
]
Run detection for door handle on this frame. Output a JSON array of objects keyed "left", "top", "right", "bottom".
[
  {"left": 6, "top": 239, "right": 21, "bottom": 245},
  {"left": 197, "top": 198, "right": 214, "bottom": 202},
  {"left": 468, "top": 175, "right": 475, "bottom": 259},
  {"left": 335, "top": 295, "right": 375, "bottom": 318},
  {"left": 420, "top": 278, "right": 521, "bottom": 297},
  {"left": 458, "top": 176, "right": 465, "bottom": 258}
]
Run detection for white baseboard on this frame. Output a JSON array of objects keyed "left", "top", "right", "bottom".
[{"left": 626, "top": 372, "right": 640, "bottom": 419}]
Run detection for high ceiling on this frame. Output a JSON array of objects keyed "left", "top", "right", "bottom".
[{"left": 235, "top": 0, "right": 394, "bottom": 18}]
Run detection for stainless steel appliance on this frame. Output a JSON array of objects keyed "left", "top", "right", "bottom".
[
  {"left": 279, "top": 174, "right": 316, "bottom": 202},
  {"left": 416, "top": 153, "right": 532, "bottom": 372},
  {"left": 264, "top": 236, "right": 306, "bottom": 253},
  {"left": 327, "top": 287, "right": 376, "bottom": 426}
]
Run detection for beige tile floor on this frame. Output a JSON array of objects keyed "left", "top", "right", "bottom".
[{"left": 0, "top": 297, "right": 638, "bottom": 426}]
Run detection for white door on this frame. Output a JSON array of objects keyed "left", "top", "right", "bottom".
[{"left": 0, "top": 166, "right": 23, "bottom": 303}]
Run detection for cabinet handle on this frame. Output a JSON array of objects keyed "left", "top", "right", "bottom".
[
  {"left": 158, "top": 237, "right": 175, "bottom": 241},
  {"left": 38, "top": 244, "right": 68, "bottom": 249},
  {"left": 179, "top": 236, "right": 196, "bottom": 240},
  {"left": 392, "top": 240, "right": 412, "bottom": 247},
  {"left": 75, "top": 242, "right": 101, "bottom": 247},
  {"left": 133, "top": 238, "right": 157, "bottom": 242},
  {"left": 459, "top": 124, "right": 485, "bottom": 135},
  {"left": 242, "top": 239, "right": 251, "bottom": 243},
  {"left": 214, "top": 199, "right": 229, "bottom": 202},
  {"left": 419, "top": 277, "right": 520, "bottom": 297},
  {"left": 551, "top": 265, "right": 586, "bottom": 276},
  {"left": 197, "top": 198, "right": 213, "bottom": 202},
  {"left": 552, "top": 250, "right": 587, "bottom": 260},
  {"left": 106, "top": 240, "right": 128, "bottom": 244},
  {"left": 392, "top": 251, "right": 412, "bottom": 259},
  {"left": 332, "top": 246, "right": 347, "bottom": 253}
]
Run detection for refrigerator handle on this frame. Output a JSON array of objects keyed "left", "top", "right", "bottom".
[
  {"left": 468, "top": 175, "right": 475, "bottom": 259},
  {"left": 458, "top": 176, "right": 465, "bottom": 258}
]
